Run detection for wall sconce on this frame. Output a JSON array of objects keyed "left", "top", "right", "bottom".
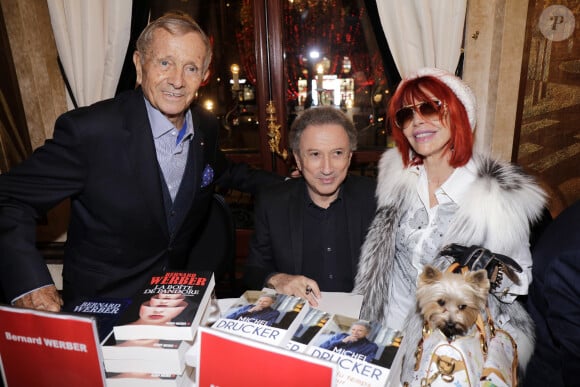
[
  {"left": 203, "top": 99, "right": 214, "bottom": 112},
  {"left": 230, "top": 64, "right": 240, "bottom": 91}
]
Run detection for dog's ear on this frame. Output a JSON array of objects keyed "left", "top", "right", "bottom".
[
  {"left": 466, "top": 269, "right": 491, "bottom": 302},
  {"left": 419, "top": 265, "right": 442, "bottom": 285}
]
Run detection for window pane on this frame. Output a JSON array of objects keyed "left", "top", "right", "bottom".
[{"left": 283, "top": 0, "right": 393, "bottom": 151}]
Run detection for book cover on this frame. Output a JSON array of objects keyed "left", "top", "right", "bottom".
[
  {"left": 113, "top": 271, "right": 215, "bottom": 341},
  {"left": 197, "top": 327, "right": 337, "bottom": 387},
  {"left": 0, "top": 305, "right": 106, "bottom": 387},
  {"left": 211, "top": 290, "right": 308, "bottom": 347},
  {"left": 62, "top": 297, "right": 132, "bottom": 343},
  {"left": 101, "top": 333, "right": 191, "bottom": 374},
  {"left": 105, "top": 366, "right": 194, "bottom": 387},
  {"left": 302, "top": 314, "right": 402, "bottom": 387}
]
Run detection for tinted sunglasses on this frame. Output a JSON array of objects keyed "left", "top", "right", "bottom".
[{"left": 394, "top": 100, "right": 444, "bottom": 128}]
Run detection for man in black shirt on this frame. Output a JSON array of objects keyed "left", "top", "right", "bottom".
[{"left": 243, "top": 107, "right": 376, "bottom": 306}]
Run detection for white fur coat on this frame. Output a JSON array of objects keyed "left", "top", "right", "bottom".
[{"left": 352, "top": 148, "right": 546, "bottom": 383}]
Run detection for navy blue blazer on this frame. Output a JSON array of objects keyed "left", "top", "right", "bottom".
[
  {"left": 525, "top": 200, "right": 580, "bottom": 387},
  {"left": 243, "top": 174, "right": 376, "bottom": 290},
  {"left": 0, "top": 88, "right": 280, "bottom": 304}
]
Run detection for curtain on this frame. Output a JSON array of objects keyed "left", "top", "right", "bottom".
[
  {"left": 376, "top": 0, "right": 467, "bottom": 78},
  {"left": 47, "top": 0, "right": 133, "bottom": 109}
]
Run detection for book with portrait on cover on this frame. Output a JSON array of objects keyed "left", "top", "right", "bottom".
[
  {"left": 293, "top": 312, "right": 402, "bottom": 387},
  {"left": 211, "top": 290, "right": 308, "bottom": 347},
  {"left": 113, "top": 271, "right": 215, "bottom": 341}
]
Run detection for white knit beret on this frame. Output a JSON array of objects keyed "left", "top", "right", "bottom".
[{"left": 399, "top": 67, "right": 477, "bottom": 131}]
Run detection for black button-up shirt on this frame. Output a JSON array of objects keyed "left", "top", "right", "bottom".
[{"left": 301, "top": 187, "right": 353, "bottom": 291}]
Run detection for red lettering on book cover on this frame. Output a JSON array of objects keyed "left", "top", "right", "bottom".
[{"left": 150, "top": 272, "right": 207, "bottom": 286}]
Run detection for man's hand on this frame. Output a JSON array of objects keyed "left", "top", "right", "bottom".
[
  {"left": 267, "top": 273, "right": 321, "bottom": 307},
  {"left": 248, "top": 305, "right": 264, "bottom": 313},
  {"left": 13, "top": 285, "right": 63, "bottom": 312},
  {"left": 342, "top": 335, "right": 359, "bottom": 343}
]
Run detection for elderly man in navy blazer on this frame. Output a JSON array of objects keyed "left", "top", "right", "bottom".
[
  {"left": 243, "top": 107, "right": 376, "bottom": 306},
  {"left": 0, "top": 13, "right": 280, "bottom": 312}
]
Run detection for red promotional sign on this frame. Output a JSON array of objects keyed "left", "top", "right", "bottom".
[
  {"left": 197, "top": 327, "right": 336, "bottom": 387},
  {"left": 0, "top": 305, "right": 105, "bottom": 387}
]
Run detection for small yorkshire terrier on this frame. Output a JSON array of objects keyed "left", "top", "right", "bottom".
[{"left": 416, "top": 265, "right": 490, "bottom": 339}]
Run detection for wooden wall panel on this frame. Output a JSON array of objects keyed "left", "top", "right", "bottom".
[{"left": 1, "top": 0, "right": 68, "bottom": 241}]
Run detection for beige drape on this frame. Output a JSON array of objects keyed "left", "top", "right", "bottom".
[
  {"left": 376, "top": 0, "right": 467, "bottom": 78},
  {"left": 47, "top": 0, "right": 132, "bottom": 109}
]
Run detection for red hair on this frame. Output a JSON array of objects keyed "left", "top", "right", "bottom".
[{"left": 387, "top": 75, "right": 474, "bottom": 168}]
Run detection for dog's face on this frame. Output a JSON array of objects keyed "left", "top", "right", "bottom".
[{"left": 416, "top": 266, "right": 490, "bottom": 339}]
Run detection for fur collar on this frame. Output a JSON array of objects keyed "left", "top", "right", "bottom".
[{"left": 373, "top": 148, "right": 546, "bottom": 256}]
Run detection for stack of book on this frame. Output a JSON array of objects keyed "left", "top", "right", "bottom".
[
  {"left": 102, "top": 270, "right": 215, "bottom": 387},
  {"left": 205, "top": 290, "right": 401, "bottom": 387}
]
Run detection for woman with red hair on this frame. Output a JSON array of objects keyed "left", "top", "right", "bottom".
[{"left": 353, "top": 68, "right": 546, "bottom": 377}]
